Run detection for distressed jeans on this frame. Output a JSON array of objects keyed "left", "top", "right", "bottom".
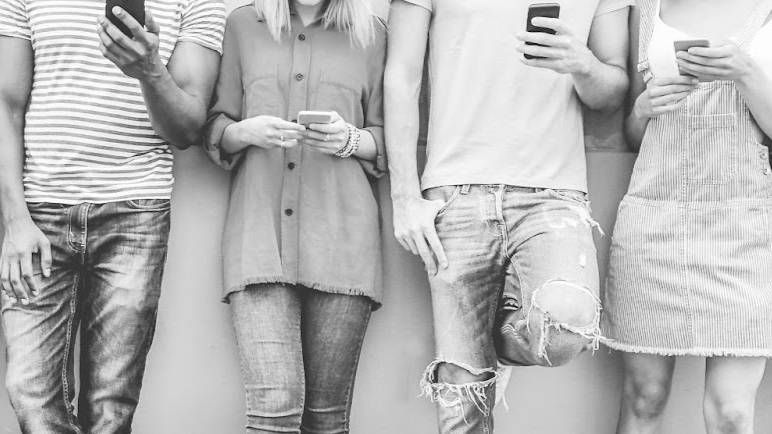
[
  {"left": 1, "top": 200, "right": 171, "bottom": 434},
  {"left": 421, "top": 185, "right": 603, "bottom": 434},
  {"left": 230, "top": 284, "right": 372, "bottom": 434}
]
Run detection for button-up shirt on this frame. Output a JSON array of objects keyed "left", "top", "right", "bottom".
[{"left": 204, "top": 5, "right": 387, "bottom": 305}]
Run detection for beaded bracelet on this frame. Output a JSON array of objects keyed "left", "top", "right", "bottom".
[{"left": 335, "top": 123, "right": 361, "bottom": 158}]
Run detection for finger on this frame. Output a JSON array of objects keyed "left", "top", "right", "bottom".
[
  {"left": 651, "top": 91, "right": 692, "bottom": 107},
  {"left": 677, "top": 52, "right": 729, "bottom": 69},
  {"left": 281, "top": 130, "right": 305, "bottom": 141},
  {"left": 424, "top": 228, "right": 448, "bottom": 270},
  {"left": 308, "top": 122, "right": 344, "bottom": 135},
  {"left": 520, "top": 56, "right": 562, "bottom": 71},
  {"left": 300, "top": 129, "right": 329, "bottom": 141},
  {"left": 652, "top": 98, "right": 688, "bottom": 116},
  {"left": 96, "top": 23, "right": 131, "bottom": 60},
  {"left": 414, "top": 237, "right": 438, "bottom": 275},
  {"left": 271, "top": 118, "right": 306, "bottom": 131},
  {"left": 688, "top": 45, "right": 733, "bottom": 58},
  {"left": 9, "top": 261, "right": 30, "bottom": 305},
  {"left": 652, "top": 75, "right": 700, "bottom": 87},
  {"left": 396, "top": 237, "right": 413, "bottom": 254},
  {"left": 39, "top": 238, "right": 52, "bottom": 278},
  {"left": 271, "top": 138, "right": 299, "bottom": 149},
  {"left": 649, "top": 83, "right": 699, "bottom": 97},
  {"left": 19, "top": 252, "right": 39, "bottom": 297},
  {"left": 300, "top": 138, "right": 337, "bottom": 150},
  {"left": 0, "top": 261, "right": 15, "bottom": 303},
  {"left": 403, "top": 236, "right": 419, "bottom": 256},
  {"left": 99, "top": 14, "right": 140, "bottom": 51},
  {"left": 530, "top": 17, "right": 570, "bottom": 35},
  {"left": 517, "top": 43, "right": 563, "bottom": 59},
  {"left": 677, "top": 60, "right": 726, "bottom": 78},
  {"left": 144, "top": 9, "right": 160, "bottom": 35},
  {"left": 516, "top": 32, "right": 561, "bottom": 47},
  {"left": 112, "top": 6, "right": 146, "bottom": 39}
]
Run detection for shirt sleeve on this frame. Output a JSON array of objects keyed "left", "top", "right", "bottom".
[
  {"left": 358, "top": 21, "right": 388, "bottom": 178},
  {"left": 393, "top": 0, "right": 433, "bottom": 13},
  {"left": 595, "top": 0, "right": 635, "bottom": 16},
  {"left": 203, "top": 15, "right": 245, "bottom": 171},
  {"left": 179, "top": 0, "right": 226, "bottom": 54},
  {"left": 0, "top": 0, "right": 31, "bottom": 41}
]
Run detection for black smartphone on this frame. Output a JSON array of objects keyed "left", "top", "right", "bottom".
[
  {"left": 525, "top": 3, "right": 561, "bottom": 60},
  {"left": 106, "top": 0, "right": 146, "bottom": 38}
]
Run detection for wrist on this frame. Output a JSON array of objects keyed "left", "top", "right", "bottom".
[
  {"left": 572, "top": 46, "right": 596, "bottom": 77},
  {"left": 735, "top": 61, "right": 764, "bottom": 90},
  {"left": 138, "top": 60, "right": 170, "bottom": 87}
]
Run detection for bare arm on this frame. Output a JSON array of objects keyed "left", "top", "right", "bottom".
[
  {"left": 97, "top": 8, "right": 220, "bottom": 149},
  {"left": 517, "top": 8, "right": 631, "bottom": 112},
  {"left": 385, "top": 1, "right": 448, "bottom": 274},
  {"left": 0, "top": 36, "right": 52, "bottom": 305}
]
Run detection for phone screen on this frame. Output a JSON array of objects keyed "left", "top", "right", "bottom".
[{"left": 106, "top": 0, "right": 146, "bottom": 38}]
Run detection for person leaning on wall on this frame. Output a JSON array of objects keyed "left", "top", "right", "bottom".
[
  {"left": 602, "top": 0, "right": 772, "bottom": 433},
  {"left": 384, "top": 0, "right": 633, "bottom": 432},
  {"left": 0, "top": 0, "right": 225, "bottom": 433},
  {"left": 202, "top": 0, "right": 387, "bottom": 432}
]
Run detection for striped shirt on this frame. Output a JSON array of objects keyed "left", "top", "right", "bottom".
[{"left": 0, "top": 0, "right": 226, "bottom": 204}]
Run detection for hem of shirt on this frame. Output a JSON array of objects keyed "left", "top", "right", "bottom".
[
  {"left": 0, "top": 31, "right": 31, "bottom": 41},
  {"left": 222, "top": 276, "right": 382, "bottom": 310},
  {"left": 595, "top": 0, "right": 635, "bottom": 17},
  {"left": 25, "top": 196, "right": 172, "bottom": 205},
  {"left": 420, "top": 176, "right": 588, "bottom": 194}
]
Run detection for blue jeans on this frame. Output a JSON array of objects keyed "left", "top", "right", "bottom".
[
  {"left": 230, "top": 284, "right": 372, "bottom": 434},
  {"left": 1, "top": 200, "right": 171, "bottom": 434},
  {"left": 421, "top": 185, "right": 603, "bottom": 434}
]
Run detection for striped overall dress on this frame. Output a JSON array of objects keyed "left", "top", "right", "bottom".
[{"left": 602, "top": 0, "right": 772, "bottom": 357}]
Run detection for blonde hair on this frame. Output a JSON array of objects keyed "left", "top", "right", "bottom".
[{"left": 255, "top": 0, "right": 377, "bottom": 48}]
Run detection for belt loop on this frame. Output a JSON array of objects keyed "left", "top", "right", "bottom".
[{"left": 461, "top": 184, "right": 471, "bottom": 195}]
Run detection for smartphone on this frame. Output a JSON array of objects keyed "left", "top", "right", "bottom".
[
  {"left": 674, "top": 39, "right": 710, "bottom": 76},
  {"left": 106, "top": 0, "right": 146, "bottom": 38},
  {"left": 297, "top": 111, "right": 334, "bottom": 127},
  {"left": 525, "top": 3, "right": 561, "bottom": 60}
]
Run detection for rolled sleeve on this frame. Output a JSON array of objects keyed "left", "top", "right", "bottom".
[
  {"left": 179, "top": 0, "right": 226, "bottom": 54},
  {"left": 0, "top": 0, "right": 31, "bottom": 40},
  {"left": 204, "top": 15, "right": 244, "bottom": 171},
  {"left": 596, "top": 0, "right": 635, "bottom": 16}
]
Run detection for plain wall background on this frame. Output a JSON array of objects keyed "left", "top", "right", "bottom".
[{"left": 2, "top": 1, "right": 772, "bottom": 433}]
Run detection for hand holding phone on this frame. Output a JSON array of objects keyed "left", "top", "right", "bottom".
[
  {"left": 524, "top": 3, "right": 561, "bottom": 60},
  {"left": 106, "top": 0, "right": 146, "bottom": 38},
  {"left": 673, "top": 39, "right": 710, "bottom": 77}
]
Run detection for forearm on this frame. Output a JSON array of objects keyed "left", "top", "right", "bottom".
[
  {"left": 353, "top": 129, "right": 377, "bottom": 161},
  {"left": 140, "top": 65, "right": 207, "bottom": 149},
  {"left": 624, "top": 104, "right": 650, "bottom": 152},
  {"left": 385, "top": 82, "right": 422, "bottom": 201},
  {"left": 0, "top": 107, "right": 31, "bottom": 225},
  {"left": 737, "top": 64, "right": 772, "bottom": 139},
  {"left": 573, "top": 56, "right": 629, "bottom": 112}
]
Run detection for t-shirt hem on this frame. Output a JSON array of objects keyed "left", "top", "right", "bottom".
[
  {"left": 25, "top": 194, "right": 173, "bottom": 205},
  {"left": 595, "top": 0, "right": 635, "bottom": 17},
  {"left": 177, "top": 36, "right": 224, "bottom": 55},
  {"left": 420, "top": 176, "right": 588, "bottom": 194},
  {"left": 0, "top": 30, "right": 31, "bottom": 40}
]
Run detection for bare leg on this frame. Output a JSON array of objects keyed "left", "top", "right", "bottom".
[
  {"left": 616, "top": 352, "right": 676, "bottom": 434},
  {"left": 703, "top": 357, "right": 766, "bottom": 434}
]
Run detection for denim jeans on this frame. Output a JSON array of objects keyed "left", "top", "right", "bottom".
[
  {"left": 1, "top": 200, "right": 171, "bottom": 434},
  {"left": 421, "top": 185, "right": 603, "bottom": 434},
  {"left": 230, "top": 284, "right": 372, "bottom": 434}
]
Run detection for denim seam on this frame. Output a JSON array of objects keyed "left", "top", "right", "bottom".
[
  {"left": 342, "top": 307, "right": 371, "bottom": 433},
  {"left": 61, "top": 272, "right": 82, "bottom": 434}
]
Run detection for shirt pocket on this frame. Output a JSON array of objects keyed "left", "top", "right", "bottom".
[
  {"left": 243, "top": 67, "right": 283, "bottom": 119},
  {"left": 314, "top": 69, "right": 364, "bottom": 124},
  {"left": 686, "top": 113, "right": 738, "bottom": 184}
]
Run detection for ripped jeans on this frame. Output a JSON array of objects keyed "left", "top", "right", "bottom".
[{"left": 421, "top": 185, "right": 603, "bottom": 433}]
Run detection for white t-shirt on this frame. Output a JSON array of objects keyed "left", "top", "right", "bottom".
[{"left": 401, "top": 0, "right": 634, "bottom": 192}]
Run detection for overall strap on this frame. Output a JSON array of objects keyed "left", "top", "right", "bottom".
[
  {"left": 635, "top": 0, "right": 658, "bottom": 80},
  {"left": 735, "top": 0, "right": 772, "bottom": 49}
]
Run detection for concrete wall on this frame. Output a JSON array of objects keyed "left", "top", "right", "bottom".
[{"left": 2, "top": 1, "right": 772, "bottom": 433}]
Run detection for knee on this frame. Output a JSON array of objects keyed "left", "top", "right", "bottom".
[
  {"left": 531, "top": 280, "right": 599, "bottom": 328},
  {"left": 705, "top": 399, "right": 753, "bottom": 434},
  {"left": 625, "top": 380, "right": 670, "bottom": 421}
]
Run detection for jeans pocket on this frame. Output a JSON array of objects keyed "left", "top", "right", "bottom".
[
  {"left": 546, "top": 188, "right": 589, "bottom": 206},
  {"left": 424, "top": 185, "right": 463, "bottom": 218},
  {"left": 686, "top": 114, "right": 738, "bottom": 184},
  {"left": 125, "top": 199, "right": 171, "bottom": 211}
]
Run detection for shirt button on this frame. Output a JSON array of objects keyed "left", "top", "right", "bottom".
[
  {"left": 299, "top": 34, "right": 306, "bottom": 41},
  {"left": 285, "top": 209, "right": 294, "bottom": 216},
  {"left": 295, "top": 73, "right": 304, "bottom": 81},
  {"left": 288, "top": 162, "right": 295, "bottom": 170},
  {"left": 765, "top": 168, "right": 771, "bottom": 175}
]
